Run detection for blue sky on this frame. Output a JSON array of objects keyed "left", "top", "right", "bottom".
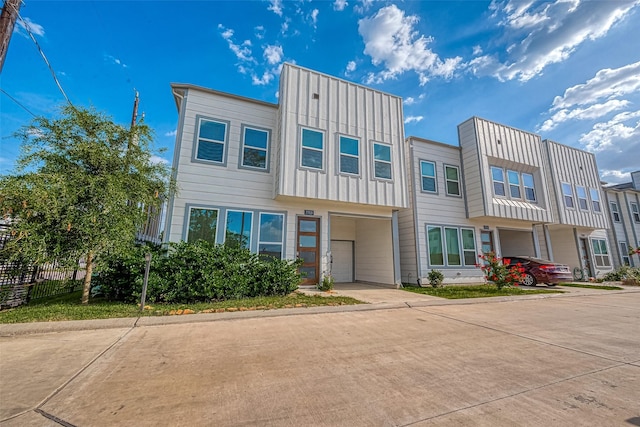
[{"left": 2, "top": 0, "right": 639, "bottom": 183}]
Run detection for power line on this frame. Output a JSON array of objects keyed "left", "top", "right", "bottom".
[
  {"left": 8, "top": 1, "right": 73, "bottom": 106},
  {"left": 0, "top": 87, "right": 36, "bottom": 116}
]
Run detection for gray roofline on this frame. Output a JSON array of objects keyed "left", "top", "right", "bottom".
[
  {"left": 170, "top": 83, "right": 279, "bottom": 111},
  {"left": 406, "top": 135, "right": 461, "bottom": 150}
]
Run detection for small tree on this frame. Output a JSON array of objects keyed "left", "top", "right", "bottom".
[
  {"left": 0, "top": 105, "right": 174, "bottom": 304},
  {"left": 477, "top": 252, "right": 525, "bottom": 290}
]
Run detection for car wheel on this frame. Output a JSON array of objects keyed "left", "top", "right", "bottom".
[{"left": 521, "top": 273, "right": 537, "bottom": 287}]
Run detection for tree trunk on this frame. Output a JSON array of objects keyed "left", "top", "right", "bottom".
[{"left": 81, "top": 251, "right": 93, "bottom": 305}]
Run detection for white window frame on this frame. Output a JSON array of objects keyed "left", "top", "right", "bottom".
[
  {"left": 240, "top": 125, "right": 270, "bottom": 171},
  {"left": 491, "top": 166, "right": 506, "bottom": 197},
  {"left": 619, "top": 241, "right": 631, "bottom": 266},
  {"left": 338, "top": 135, "right": 360, "bottom": 176},
  {"left": 427, "top": 225, "right": 477, "bottom": 268},
  {"left": 631, "top": 202, "right": 640, "bottom": 223},
  {"left": 300, "top": 127, "right": 324, "bottom": 171},
  {"left": 576, "top": 186, "right": 589, "bottom": 211},
  {"left": 258, "top": 212, "right": 285, "bottom": 259},
  {"left": 591, "top": 238, "right": 611, "bottom": 268},
  {"left": 522, "top": 173, "right": 536, "bottom": 202},
  {"left": 461, "top": 228, "right": 477, "bottom": 267},
  {"left": 610, "top": 201, "right": 621, "bottom": 222},
  {"left": 372, "top": 142, "right": 393, "bottom": 180},
  {"left": 444, "top": 227, "right": 462, "bottom": 266},
  {"left": 420, "top": 160, "right": 437, "bottom": 193},
  {"left": 444, "top": 164, "right": 461, "bottom": 197},
  {"left": 224, "top": 210, "right": 253, "bottom": 250},
  {"left": 589, "top": 188, "right": 602, "bottom": 213},
  {"left": 427, "top": 226, "right": 445, "bottom": 267},
  {"left": 194, "top": 116, "right": 228, "bottom": 165},
  {"left": 186, "top": 207, "right": 219, "bottom": 244},
  {"left": 507, "top": 170, "right": 521, "bottom": 199},
  {"left": 562, "top": 182, "right": 575, "bottom": 209}
]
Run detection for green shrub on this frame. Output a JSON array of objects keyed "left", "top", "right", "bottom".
[
  {"left": 602, "top": 266, "right": 640, "bottom": 282},
  {"left": 318, "top": 274, "right": 334, "bottom": 291},
  {"left": 427, "top": 269, "right": 444, "bottom": 287}
]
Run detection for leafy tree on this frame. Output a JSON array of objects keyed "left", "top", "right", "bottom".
[{"left": 0, "top": 105, "right": 174, "bottom": 304}]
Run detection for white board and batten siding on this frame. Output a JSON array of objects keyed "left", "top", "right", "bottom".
[
  {"left": 458, "top": 117, "right": 554, "bottom": 224},
  {"left": 543, "top": 140, "right": 609, "bottom": 229},
  {"left": 276, "top": 64, "right": 408, "bottom": 208}
]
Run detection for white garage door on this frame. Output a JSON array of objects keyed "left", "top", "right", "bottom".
[{"left": 331, "top": 240, "right": 353, "bottom": 283}]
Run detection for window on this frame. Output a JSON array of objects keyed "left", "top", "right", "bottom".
[
  {"left": 562, "top": 183, "right": 574, "bottom": 208},
  {"left": 195, "top": 118, "right": 227, "bottom": 163},
  {"left": 522, "top": 173, "right": 536, "bottom": 202},
  {"left": 427, "top": 226, "right": 444, "bottom": 266},
  {"left": 300, "top": 128, "right": 324, "bottom": 170},
  {"left": 589, "top": 188, "right": 601, "bottom": 212},
  {"left": 420, "top": 161, "right": 436, "bottom": 193},
  {"left": 427, "top": 225, "right": 476, "bottom": 267},
  {"left": 576, "top": 186, "right": 588, "bottom": 211},
  {"left": 507, "top": 170, "right": 521, "bottom": 199},
  {"left": 241, "top": 126, "right": 269, "bottom": 170},
  {"left": 187, "top": 208, "right": 219, "bottom": 243},
  {"left": 445, "top": 165, "right": 460, "bottom": 196},
  {"left": 591, "top": 238, "right": 611, "bottom": 268},
  {"left": 619, "top": 241, "right": 631, "bottom": 266},
  {"left": 631, "top": 202, "right": 640, "bottom": 222},
  {"left": 610, "top": 202, "right": 621, "bottom": 222},
  {"left": 258, "top": 213, "right": 284, "bottom": 259},
  {"left": 373, "top": 143, "right": 392, "bottom": 179},
  {"left": 491, "top": 167, "right": 505, "bottom": 196},
  {"left": 225, "top": 210, "right": 253, "bottom": 249},
  {"left": 339, "top": 136, "right": 359, "bottom": 175}
]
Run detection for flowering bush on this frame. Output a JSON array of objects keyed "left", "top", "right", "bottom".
[
  {"left": 628, "top": 245, "right": 640, "bottom": 256},
  {"left": 477, "top": 252, "right": 526, "bottom": 290}
]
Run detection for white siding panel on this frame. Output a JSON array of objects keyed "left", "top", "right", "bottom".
[{"left": 355, "top": 218, "right": 394, "bottom": 284}]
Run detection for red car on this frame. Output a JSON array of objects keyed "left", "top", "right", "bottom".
[{"left": 505, "top": 256, "right": 573, "bottom": 287}]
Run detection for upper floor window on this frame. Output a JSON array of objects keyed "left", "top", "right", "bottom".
[
  {"left": 610, "top": 202, "right": 621, "bottom": 222},
  {"left": 631, "top": 202, "right": 640, "bottom": 223},
  {"left": 300, "top": 128, "right": 324, "bottom": 170},
  {"left": 339, "top": 136, "right": 359, "bottom": 175},
  {"left": 522, "top": 173, "right": 536, "bottom": 202},
  {"left": 373, "top": 143, "right": 392, "bottom": 180},
  {"left": 491, "top": 167, "right": 505, "bottom": 196},
  {"left": 562, "top": 182, "right": 574, "bottom": 209},
  {"left": 445, "top": 165, "right": 461, "bottom": 196},
  {"left": 420, "top": 161, "right": 436, "bottom": 193},
  {"left": 507, "top": 170, "right": 521, "bottom": 199},
  {"left": 589, "top": 188, "right": 601, "bottom": 213},
  {"left": 591, "top": 238, "right": 611, "bottom": 268},
  {"left": 576, "top": 186, "right": 588, "bottom": 211},
  {"left": 187, "top": 207, "right": 219, "bottom": 244},
  {"left": 195, "top": 117, "right": 228, "bottom": 164},
  {"left": 241, "top": 126, "right": 269, "bottom": 171}
]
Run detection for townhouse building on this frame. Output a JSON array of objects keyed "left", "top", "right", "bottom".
[
  {"left": 164, "top": 63, "right": 408, "bottom": 287},
  {"left": 603, "top": 171, "right": 640, "bottom": 268}
]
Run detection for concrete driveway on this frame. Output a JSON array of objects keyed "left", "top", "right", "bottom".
[{"left": 1, "top": 288, "right": 639, "bottom": 426}]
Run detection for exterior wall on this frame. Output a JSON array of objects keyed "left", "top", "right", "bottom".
[
  {"left": 547, "top": 227, "right": 581, "bottom": 272},
  {"left": 276, "top": 64, "right": 408, "bottom": 208},
  {"left": 543, "top": 140, "right": 609, "bottom": 229},
  {"left": 397, "top": 140, "right": 418, "bottom": 284},
  {"left": 605, "top": 188, "right": 640, "bottom": 267},
  {"left": 458, "top": 117, "right": 554, "bottom": 223},
  {"left": 354, "top": 218, "right": 394, "bottom": 284}
]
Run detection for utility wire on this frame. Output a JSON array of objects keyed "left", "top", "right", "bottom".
[
  {"left": 0, "top": 87, "right": 36, "bottom": 116},
  {"left": 9, "top": 1, "right": 73, "bottom": 106}
]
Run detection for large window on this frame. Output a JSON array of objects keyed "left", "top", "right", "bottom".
[
  {"left": 589, "top": 188, "right": 601, "bottom": 212},
  {"left": 373, "top": 143, "right": 392, "bottom": 179},
  {"left": 339, "top": 136, "right": 359, "bottom": 175},
  {"left": 427, "top": 225, "right": 476, "bottom": 267},
  {"left": 491, "top": 167, "right": 505, "bottom": 196},
  {"left": 225, "top": 210, "right": 253, "bottom": 249},
  {"left": 187, "top": 208, "right": 219, "bottom": 243},
  {"left": 420, "top": 160, "right": 436, "bottom": 193},
  {"left": 300, "top": 128, "right": 324, "bottom": 170},
  {"left": 591, "top": 238, "right": 611, "bottom": 268},
  {"left": 631, "top": 202, "right": 640, "bottom": 222},
  {"left": 241, "top": 126, "right": 269, "bottom": 170},
  {"left": 258, "top": 213, "right": 284, "bottom": 259},
  {"left": 195, "top": 117, "right": 227, "bottom": 164},
  {"left": 619, "top": 241, "right": 631, "bottom": 266},
  {"left": 522, "top": 173, "right": 536, "bottom": 202},
  {"left": 445, "top": 165, "right": 461, "bottom": 196},
  {"left": 562, "top": 182, "right": 574, "bottom": 208},
  {"left": 610, "top": 201, "right": 621, "bottom": 222},
  {"left": 507, "top": 170, "right": 521, "bottom": 199},
  {"left": 576, "top": 186, "right": 588, "bottom": 211}
]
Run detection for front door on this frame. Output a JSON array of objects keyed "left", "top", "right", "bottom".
[
  {"left": 579, "top": 238, "right": 593, "bottom": 278},
  {"left": 297, "top": 217, "right": 320, "bottom": 286},
  {"left": 480, "top": 230, "right": 494, "bottom": 255}
]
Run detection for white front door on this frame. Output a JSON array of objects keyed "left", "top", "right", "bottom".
[{"left": 331, "top": 240, "right": 353, "bottom": 283}]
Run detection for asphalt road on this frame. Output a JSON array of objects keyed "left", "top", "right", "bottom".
[{"left": 1, "top": 288, "right": 639, "bottom": 426}]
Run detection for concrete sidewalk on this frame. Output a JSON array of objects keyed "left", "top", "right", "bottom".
[{"left": 1, "top": 290, "right": 639, "bottom": 426}]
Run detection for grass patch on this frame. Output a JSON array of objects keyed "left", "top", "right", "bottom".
[
  {"left": 402, "top": 284, "right": 563, "bottom": 299},
  {"left": 0, "top": 291, "right": 363, "bottom": 324},
  {"left": 558, "top": 283, "right": 623, "bottom": 290}
]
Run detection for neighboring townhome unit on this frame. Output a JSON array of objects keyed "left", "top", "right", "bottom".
[
  {"left": 164, "top": 63, "right": 408, "bottom": 287},
  {"left": 603, "top": 170, "right": 640, "bottom": 268}
]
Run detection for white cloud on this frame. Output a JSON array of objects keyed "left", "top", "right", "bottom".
[
  {"left": 354, "top": 0, "right": 373, "bottom": 14},
  {"left": 150, "top": 155, "right": 169, "bottom": 165},
  {"left": 268, "top": 0, "right": 283, "bottom": 16},
  {"left": 255, "top": 25, "right": 265, "bottom": 39},
  {"left": 539, "top": 99, "right": 630, "bottom": 132},
  {"left": 580, "top": 110, "right": 640, "bottom": 152},
  {"left": 404, "top": 97, "right": 415, "bottom": 105},
  {"left": 358, "top": 5, "right": 463, "bottom": 86},
  {"left": 472, "top": 45, "right": 483, "bottom": 56},
  {"left": 404, "top": 115, "right": 424, "bottom": 124},
  {"left": 16, "top": 17, "right": 45, "bottom": 38},
  {"left": 334, "top": 0, "right": 348, "bottom": 11},
  {"left": 346, "top": 61, "right": 356, "bottom": 73},
  {"left": 164, "top": 130, "right": 177, "bottom": 137},
  {"left": 219, "top": 25, "right": 254, "bottom": 62},
  {"left": 472, "top": 0, "right": 640, "bottom": 82},
  {"left": 252, "top": 71, "right": 275, "bottom": 86},
  {"left": 601, "top": 169, "right": 632, "bottom": 184},
  {"left": 310, "top": 9, "right": 319, "bottom": 27},
  {"left": 263, "top": 45, "right": 284, "bottom": 65},
  {"left": 104, "top": 54, "right": 128, "bottom": 68}
]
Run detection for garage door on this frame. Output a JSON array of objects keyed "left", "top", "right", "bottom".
[{"left": 331, "top": 240, "right": 353, "bottom": 283}]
